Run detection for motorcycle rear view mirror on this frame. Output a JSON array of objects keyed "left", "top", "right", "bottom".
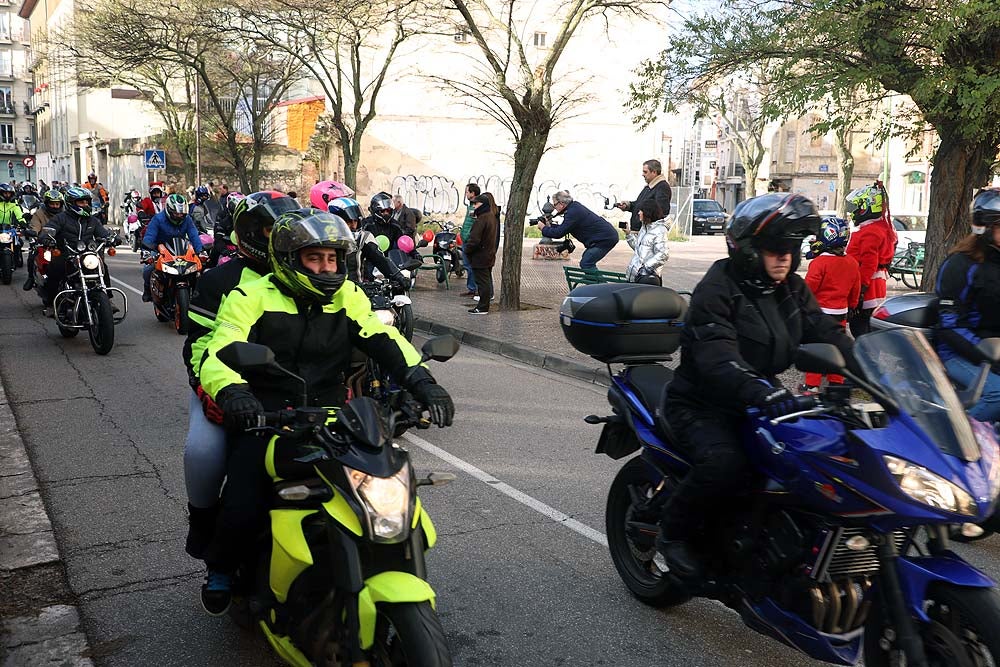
[
  {"left": 420, "top": 335, "right": 460, "bottom": 362},
  {"left": 794, "top": 343, "right": 846, "bottom": 375},
  {"left": 957, "top": 338, "right": 1000, "bottom": 409},
  {"left": 217, "top": 342, "right": 276, "bottom": 372}
]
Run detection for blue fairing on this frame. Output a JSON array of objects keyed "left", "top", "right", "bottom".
[
  {"left": 896, "top": 553, "right": 995, "bottom": 622},
  {"left": 740, "top": 597, "right": 862, "bottom": 666}
]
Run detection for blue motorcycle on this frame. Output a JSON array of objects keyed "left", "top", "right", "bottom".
[
  {"left": 0, "top": 219, "right": 22, "bottom": 284},
  {"left": 561, "top": 282, "right": 1000, "bottom": 666}
]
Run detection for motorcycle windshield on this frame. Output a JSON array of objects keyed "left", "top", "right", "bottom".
[
  {"left": 165, "top": 237, "right": 189, "bottom": 257},
  {"left": 854, "top": 329, "right": 980, "bottom": 462}
]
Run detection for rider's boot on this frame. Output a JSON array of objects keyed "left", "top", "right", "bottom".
[
  {"left": 656, "top": 535, "right": 703, "bottom": 581},
  {"left": 185, "top": 503, "right": 218, "bottom": 560},
  {"left": 201, "top": 568, "right": 233, "bottom": 616}
]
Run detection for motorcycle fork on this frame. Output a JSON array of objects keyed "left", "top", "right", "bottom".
[{"left": 875, "top": 537, "right": 929, "bottom": 667}]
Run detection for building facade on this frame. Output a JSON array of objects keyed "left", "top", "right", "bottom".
[{"left": 0, "top": 0, "right": 34, "bottom": 183}]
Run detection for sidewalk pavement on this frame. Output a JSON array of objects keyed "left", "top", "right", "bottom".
[
  {"left": 409, "top": 236, "right": 917, "bottom": 384},
  {"left": 0, "top": 379, "right": 93, "bottom": 665}
]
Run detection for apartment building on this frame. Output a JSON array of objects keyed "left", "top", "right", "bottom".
[{"left": 0, "top": 0, "right": 34, "bottom": 183}]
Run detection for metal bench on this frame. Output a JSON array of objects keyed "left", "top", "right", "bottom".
[{"left": 563, "top": 266, "right": 629, "bottom": 291}]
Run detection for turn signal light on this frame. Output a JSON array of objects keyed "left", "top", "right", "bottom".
[{"left": 107, "top": 247, "right": 116, "bottom": 256}]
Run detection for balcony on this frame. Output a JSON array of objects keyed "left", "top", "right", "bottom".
[
  {"left": 0, "top": 143, "right": 15, "bottom": 153},
  {"left": 0, "top": 105, "right": 14, "bottom": 116}
]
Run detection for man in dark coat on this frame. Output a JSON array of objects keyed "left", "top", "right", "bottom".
[
  {"left": 464, "top": 194, "right": 499, "bottom": 314},
  {"left": 538, "top": 190, "right": 619, "bottom": 271},
  {"left": 617, "top": 159, "right": 672, "bottom": 231}
]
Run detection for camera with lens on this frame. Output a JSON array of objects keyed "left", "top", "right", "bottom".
[{"left": 529, "top": 202, "right": 556, "bottom": 226}]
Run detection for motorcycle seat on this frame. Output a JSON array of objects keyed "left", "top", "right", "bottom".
[{"left": 622, "top": 364, "right": 684, "bottom": 448}]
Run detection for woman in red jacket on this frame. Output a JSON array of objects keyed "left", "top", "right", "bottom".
[{"left": 845, "top": 181, "right": 893, "bottom": 336}]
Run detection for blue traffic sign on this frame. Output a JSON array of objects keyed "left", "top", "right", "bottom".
[{"left": 144, "top": 149, "right": 166, "bottom": 170}]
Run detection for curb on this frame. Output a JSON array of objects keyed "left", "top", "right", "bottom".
[
  {"left": 0, "top": 379, "right": 94, "bottom": 665},
  {"left": 413, "top": 316, "right": 611, "bottom": 387}
]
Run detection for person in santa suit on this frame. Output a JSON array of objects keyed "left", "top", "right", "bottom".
[
  {"left": 845, "top": 181, "right": 894, "bottom": 337},
  {"left": 802, "top": 216, "right": 861, "bottom": 391}
]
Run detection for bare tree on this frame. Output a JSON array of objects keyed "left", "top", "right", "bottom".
[
  {"left": 449, "top": 0, "right": 669, "bottom": 310},
  {"left": 233, "top": 0, "right": 432, "bottom": 190}
]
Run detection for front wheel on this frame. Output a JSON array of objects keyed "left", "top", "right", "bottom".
[
  {"left": 0, "top": 251, "right": 12, "bottom": 285},
  {"left": 365, "top": 602, "right": 451, "bottom": 667},
  {"left": 606, "top": 456, "right": 690, "bottom": 608},
  {"left": 87, "top": 291, "right": 115, "bottom": 355},
  {"left": 864, "top": 583, "right": 1000, "bottom": 666},
  {"left": 175, "top": 287, "right": 190, "bottom": 335},
  {"left": 452, "top": 254, "right": 464, "bottom": 279},
  {"left": 397, "top": 303, "right": 414, "bottom": 341}
]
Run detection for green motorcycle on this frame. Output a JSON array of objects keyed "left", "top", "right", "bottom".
[{"left": 216, "top": 336, "right": 458, "bottom": 666}]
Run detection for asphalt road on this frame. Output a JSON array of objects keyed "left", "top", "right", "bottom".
[{"left": 3, "top": 251, "right": 1000, "bottom": 667}]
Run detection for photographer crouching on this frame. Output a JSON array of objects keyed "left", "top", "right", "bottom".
[{"left": 535, "top": 190, "right": 619, "bottom": 271}]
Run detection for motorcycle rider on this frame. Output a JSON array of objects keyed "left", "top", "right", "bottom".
[
  {"left": 188, "top": 185, "right": 214, "bottom": 234},
  {"left": 181, "top": 191, "right": 300, "bottom": 561},
  {"left": 140, "top": 184, "right": 165, "bottom": 218},
  {"left": 0, "top": 182, "right": 25, "bottom": 229},
  {"left": 656, "top": 193, "right": 857, "bottom": 579},
  {"left": 141, "top": 193, "right": 204, "bottom": 302},
  {"left": 934, "top": 188, "right": 1000, "bottom": 423},
  {"left": 328, "top": 196, "right": 409, "bottom": 289},
  {"left": 206, "top": 193, "right": 244, "bottom": 268},
  {"left": 197, "top": 209, "right": 454, "bottom": 615},
  {"left": 361, "top": 191, "right": 405, "bottom": 251},
  {"left": 845, "top": 181, "right": 895, "bottom": 336},
  {"left": 38, "top": 187, "right": 116, "bottom": 317},
  {"left": 83, "top": 172, "right": 109, "bottom": 207},
  {"left": 23, "top": 189, "right": 64, "bottom": 291}
]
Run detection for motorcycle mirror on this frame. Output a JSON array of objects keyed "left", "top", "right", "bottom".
[
  {"left": 77, "top": 241, "right": 86, "bottom": 252},
  {"left": 420, "top": 335, "right": 460, "bottom": 362},
  {"left": 794, "top": 343, "right": 846, "bottom": 375},
  {"left": 978, "top": 338, "right": 1000, "bottom": 365},
  {"left": 541, "top": 202, "right": 555, "bottom": 215},
  {"left": 217, "top": 341, "right": 277, "bottom": 372}
]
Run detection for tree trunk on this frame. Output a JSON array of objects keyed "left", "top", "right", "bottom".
[
  {"left": 834, "top": 126, "right": 854, "bottom": 218},
  {"left": 743, "top": 162, "right": 759, "bottom": 199},
  {"left": 920, "top": 131, "right": 997, "bottom": 291},
  {"left": 343, "top": 157, "right": 359, "bottom": 192},
  {"left": 499, "top": 126, "right": 548, "bottom": 311}
]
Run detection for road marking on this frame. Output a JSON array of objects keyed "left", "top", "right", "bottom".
[
  {"left": 401, "top": 432, "right": 608, "bottom": 547},
  {"left": 110, "top": 276, "right": 143, "bottom": 296}
]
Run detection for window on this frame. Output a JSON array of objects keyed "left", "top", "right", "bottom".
[
  {"left": 454, "top": 30, "right": 470, "bottom": 43},
  {"left": 0, "top": 123, "right": 13, "bottom": 145},
  {"left": 783, "top": 130, "right": 796, "bottom": 163},
  {"left": 533, "top": 32, "right": 546, "bottom": 47}
]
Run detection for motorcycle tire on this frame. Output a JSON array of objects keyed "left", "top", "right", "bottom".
[
  {"left": 362, "top": 601, "right": 451, "bottom": 667},
  {"left": 175, "top": 287, "right": 190, "bottom": 335},
  {"left": 435, "top": 261, "right": 446, "bottom": 284},
  {"left": 398, "top": 303, "right": 414, "bottom": 341},
  {"left": 0, "top": 251, "right": 12, "bottom": 285},
  {"left": 606, "top": 456, "right": 691, "bottom": 608},
  {"left": 453, "top": 256, "right": 464, "bottom": 279},
  {"left": 864, "top": 583, "right": 1000, "bottom": 666},
  {"left": 87, "top": 291, "right": 115, "bottom": 355}
]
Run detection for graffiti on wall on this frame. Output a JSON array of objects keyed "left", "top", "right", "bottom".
[{"left": 387, "top": 172, "right": 627, "bottom": 217}]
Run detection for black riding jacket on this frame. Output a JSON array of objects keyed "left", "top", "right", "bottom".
[
  {"left": 668, "top": 258, "right": 855, "bottom": 415},
  {"left": 39, "top": 211, "right": 112, "bottom": 250}
]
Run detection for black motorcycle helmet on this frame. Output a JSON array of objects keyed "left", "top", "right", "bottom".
[
  {"left": 369, "top": 192, "right": 393, "bottom": 223},
  {"left": 42, "top": 189, "right": 64, "bottom": 215},
  {"left": 972, "top": 188, "right": 1000, "bottom": 234},
  {"left": 0, "top": 183, "right": 14, "bottom": 202},
  {"left": 269, "top": 209, "right": 356, "bottom": 303},
  {"left": 232, "top": 191, "right": 300, "bottom": 267},
  {"left": 726, "top": 193, "right": 820, "bottom": 293}
]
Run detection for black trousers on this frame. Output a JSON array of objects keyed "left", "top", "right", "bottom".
[
  {"left": 659, "top": 403, "right": 750, "bottom": 539},
  {"left": 204, "top": 432, "right": 271, "bottom": 572},
  {"left": 40, "top": 255, "right": 66, "bottom": 306},
  {"left": 849, "top": 308, "right": 873, "bottom": 338},
  {"left": 472, "top": 267, "right": 493, "bottom": 311}
]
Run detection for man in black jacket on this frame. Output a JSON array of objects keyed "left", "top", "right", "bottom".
[
  {"left": 617, "top": 159, "right": 672, "bottom": 231},
  {"left": 657, "top": 193, "right": 857, "bottom": 579},
  {"left": 538, "top": 190, "right": 619, "bottom": 270}
]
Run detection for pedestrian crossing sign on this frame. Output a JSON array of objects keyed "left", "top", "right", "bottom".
[{"left": 144, "top": 149, "right": 166, "bottom": 170}]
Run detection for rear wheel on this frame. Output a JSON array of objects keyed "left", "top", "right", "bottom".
[
  {"left": 174, "top": 287, "right": 190, "bottom": 335},
  {"left": 864, "top": 583, "right": 1000, "bottom": 666},
  {"left": 0, "top": 251, "right": 12, "bottom": 284},
  {"left": 87, "top": 291, "right": 115, "bottom": 355},
  {"left": 453, "top": 254, "right": 464, "bottom": 279},
  {"left": 606, "top": 456, "right": 690, "bottom": 607},
  {"left": 366, "top": 602, "right": 451, "bottom": 667}
]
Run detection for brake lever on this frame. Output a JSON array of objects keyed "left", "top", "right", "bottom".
[{"left": 768, "top": 406, "right": 830, "bottom": 426}]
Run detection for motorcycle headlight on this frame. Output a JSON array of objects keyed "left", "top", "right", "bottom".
[
  {"left": 884, "top": 455, "right": 977, "bottom": 516},
  {"left": 345, "top": 465, "right": 410, "bottom": 541},
  {"left": 161, "top": 264, "right": 180, "bottom": 275},
  {"left": 375, "top": 309, "right": 396, "bottom": 327},
  {"left": 81, "top": 254, "right": 100, "bottom": 270},
  {"left": 0, "top": 232, "right": 11, "bottom": 243}
]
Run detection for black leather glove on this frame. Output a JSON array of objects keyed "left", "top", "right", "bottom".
[
  {"left": 216, "top": 384, "right": 264, "bottom": 432},
  {"left": 856, "top": 285, "right": 867, "bottom": 311},
  {"left": 405, "top": 367, "right": 454, "bottom": 427},
  {"left": 390, "top": 272, "right": 409, "bottom": 292}
]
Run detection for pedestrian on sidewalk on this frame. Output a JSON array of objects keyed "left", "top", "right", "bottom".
[
  {"left": 616, "top": 159, "right": 672, "bottom": 232},
  {"left": 801, "top": 216, "right": 860, "bottom": 392},
  {"left": 539, "top": 190, "right": 619, "bottom": 271},
  {"left": 625, "top": 199, "right": 670, "bottom": 285},
  {"left": 459, "top": 183, "right": 480, "bottom": 296},
  {"left": 465, "top": 193, "right": 499, "bottom": 314}
]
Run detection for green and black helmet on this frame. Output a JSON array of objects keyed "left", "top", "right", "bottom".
[
  {"left": 64, "top": 186, "right": 93, "bottom": 217},
  {"left": 42, "top": 188, "right": 64, "bottom": 215},
  {"left": 269, "top": 209, "right": 356, "bottom": 302}
]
